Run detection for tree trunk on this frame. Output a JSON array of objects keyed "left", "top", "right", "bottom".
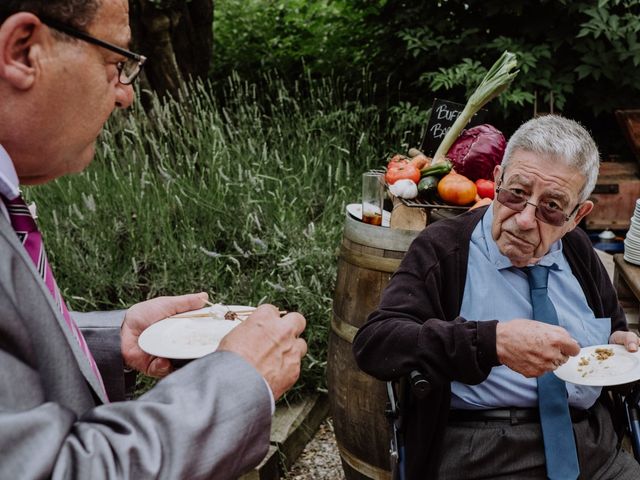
[{"left": 129, "top": 0, "right": 214, "bottom": 101}]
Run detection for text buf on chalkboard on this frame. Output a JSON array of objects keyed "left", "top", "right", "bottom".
[{"left": 419, "top": 99, "right": 487, "bottom": 156}]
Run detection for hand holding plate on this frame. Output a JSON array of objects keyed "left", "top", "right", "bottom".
[
  {"left": 122, "top": 292, "right": 210, "bottom": 377},
  {"left": 609, "top": 330, "right": 640, "bottom": 352}
]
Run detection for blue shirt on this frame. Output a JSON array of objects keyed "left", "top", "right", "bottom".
[
  {"left": 0, "top": 144, "right": 19, "bottom": 220},
  {"left": 450, "top": 206, "right": 610, "bottom": 410}
]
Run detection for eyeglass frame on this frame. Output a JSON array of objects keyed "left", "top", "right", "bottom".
[
  {"left": 38, "top": 15, "right": 146, "bottom": 85},
  {"left": 495, "top": 170, "right": 582, "bottom": 227}
]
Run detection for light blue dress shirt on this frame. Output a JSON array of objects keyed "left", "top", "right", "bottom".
[
  {"left": 0, "top": 143, "right": 20, "bottom": 220},
  {"left": 451, "top": 206, "right": 610, "bottom": 410}
]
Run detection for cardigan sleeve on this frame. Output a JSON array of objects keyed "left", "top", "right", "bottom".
[{"left": 353, "top": 212, "right": 500, "bottom": 386}]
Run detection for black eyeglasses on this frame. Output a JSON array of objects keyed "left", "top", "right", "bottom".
[
  {"left": 496, "top": 173, "right": 581, "bottom": 227},
  {"left": 40, "top": 15, "right": 146, "bottom": 85}
]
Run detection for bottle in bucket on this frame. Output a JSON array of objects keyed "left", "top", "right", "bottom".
[{"left": 362, "top": 171, "right": 384, "bottom": 226}]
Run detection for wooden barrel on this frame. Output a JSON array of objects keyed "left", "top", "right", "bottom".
[{"left": 327, "top": 213, "right": 420, "bottom": 480}]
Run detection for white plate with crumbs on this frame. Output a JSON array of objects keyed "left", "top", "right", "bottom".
[
  {"left": 554, "top": 344, "right": 640, "bottom": 386},
  {"left": 138, "top": 305, "right": 254, "bottom": 359}
]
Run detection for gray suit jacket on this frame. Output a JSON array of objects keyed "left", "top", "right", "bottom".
[{"left": 0, "top": 214, "right": 271, "bottom": 479}]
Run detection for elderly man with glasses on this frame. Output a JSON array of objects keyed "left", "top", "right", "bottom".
[
  {"left": 0, "top": 1, "right": 307, "bottom": 479},
  {"left": 354, "top": 114, "right": 640, "bottom": 479}
]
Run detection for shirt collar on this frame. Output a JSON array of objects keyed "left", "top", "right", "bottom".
[
  {"left": 480, "top": 204, "right": 564, "bottom": 270},
  {"left": 0, "top": 144, "right": 20, "bottom": 200}
]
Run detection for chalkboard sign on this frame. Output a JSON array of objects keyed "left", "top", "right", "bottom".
[{"left": 419, "top": 99, "right": 487, "bottom": 156}]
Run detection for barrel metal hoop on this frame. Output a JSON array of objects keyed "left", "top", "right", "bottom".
[
  {"left": 336, "top": 440, "right": 392, "bottom": 480},
  {"left": 331, "top": 310, "right": 359, "bottom": 344},
  {"left": 343, "top": 213, "right": 419, "bottom": 250},
  {"left": 340, "top": 242, "right": 402, "bottom": 274}
]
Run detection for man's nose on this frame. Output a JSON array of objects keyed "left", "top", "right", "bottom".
[
  {"left": 115, "top": 83, "right": 135, "bottom": 109},
  {"left": 516, "top": 202, "right": 538, "bottom": 228}
]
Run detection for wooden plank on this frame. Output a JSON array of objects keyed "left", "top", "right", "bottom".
[
  {"left": 270, "top": 394, "right": 330, "bottom": 471},
  {"left": 613, "top": 253, "right": 640, "bottom": 333},
  {"left": 239, "top": 395, "right": 330, "bottom": 480},
  {"left": 614, "top": 254, "right": 640, "bottom": 301},
  {"left": 389, "top": 196, "right": 427, "bottom": 231},
  {"left": 586, "top": 161, "right": 640, "bottom": 231}
]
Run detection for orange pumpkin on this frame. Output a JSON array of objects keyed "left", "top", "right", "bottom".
[{"left": 437, "top": 171, "right": 477, "bottom": 206}]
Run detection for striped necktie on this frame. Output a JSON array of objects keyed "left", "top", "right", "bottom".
[
  {"left": 525, "top": 265, "right": 579, "bottom": 480},
  {"left": 2, "top": 194, "right": 108, "bottom": 399}
]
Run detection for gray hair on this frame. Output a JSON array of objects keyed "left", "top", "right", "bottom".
[
  {"left": 501, "top": 115, "right": 600, "bottom": 203},
  {"left": 0, "top": 1, "right": 101, "bottom": 30}
]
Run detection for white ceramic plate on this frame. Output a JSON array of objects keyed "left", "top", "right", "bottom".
[
  {"left": 624, "top": 254, "right": 640, "bottom": 266},
  {"left": 138, "top": 305, "right": 254, "bottom": 359},
  {"left": 346, "top": 203, "right": 391, "bottom": 227},
  {"left": 554, "top": 344, "right": 640, "bottom": 386}
]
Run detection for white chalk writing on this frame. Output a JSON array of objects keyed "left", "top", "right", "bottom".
[
  {"left": 429, "top": 123, "right": 451, "bottom": 140},
  {"left": 435, "top": 103, "right": 462, "bottom": 121}
]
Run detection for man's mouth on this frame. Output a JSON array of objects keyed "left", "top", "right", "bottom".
[{"left": 504, "top": 230, "right": 536, "bottom": 249}]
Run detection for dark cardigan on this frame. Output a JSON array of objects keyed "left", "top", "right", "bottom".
[{"left": 352, "top": 206, "right": 627, "bottom": 478}]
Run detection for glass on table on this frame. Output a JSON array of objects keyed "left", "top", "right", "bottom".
[{"left": 362, "top": 171, "right": 385, "bottom": 226}]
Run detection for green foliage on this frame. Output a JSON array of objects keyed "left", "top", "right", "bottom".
[
  {"left": 211, "top": 0, "right": 640, "bottom": 154},
  {"left": 362, "top": 0, "right": 640, "bottom": 153},
  {"left": 213, "top": 0, "right": 385, "bottom": 80},
  {"left": 28, "top": 73, "right": 420, "bottom": 396}
]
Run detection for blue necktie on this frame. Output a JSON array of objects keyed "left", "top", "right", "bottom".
[{"left": 525, "top": 266, "right": 580, "bottom": 480}]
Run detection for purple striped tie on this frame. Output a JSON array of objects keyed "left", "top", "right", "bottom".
[{"left": 3, "top": 194, "right": 108, "bottom": 399}]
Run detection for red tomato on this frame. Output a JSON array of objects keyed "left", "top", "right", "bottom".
[
  {"left": 475, "top": 179, "right": 496, "bottom": 199},
  {"left": 385, "top": 163, "right": 421, "bottom": 185},
  {"left": 387, "top": 154, "right": 410, "bottom": 171}
]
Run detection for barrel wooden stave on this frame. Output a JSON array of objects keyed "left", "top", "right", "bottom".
[{"left": 328, "top": 215, "right": 419, "bottom": 480}]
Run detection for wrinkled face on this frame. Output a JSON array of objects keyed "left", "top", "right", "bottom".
[
  {"left": 18, "top": 0, "right": 134, "bottom": 183},
  {"left": 491, "top": 149, "right": 592, "bottom": 267}
]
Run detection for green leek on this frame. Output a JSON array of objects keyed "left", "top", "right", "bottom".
[{"left": 433, "top": 51, "right": 519, "bottom": 163}]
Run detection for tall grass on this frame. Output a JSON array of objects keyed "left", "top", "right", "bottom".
[{"left": 28, "top": 71, "right": 424, "bottom": 395}]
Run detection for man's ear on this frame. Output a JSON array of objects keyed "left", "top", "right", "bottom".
[
  {"left": 0, "top": 13, "right": 43, "bottom": 90},
  {"left": 568, "top": 200, "right": 594, "bottom": 231},
  {"left": 493, "top": 164, "right": 502, "bottom": 183}
]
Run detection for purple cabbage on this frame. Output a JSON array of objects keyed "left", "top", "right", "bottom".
[{"left": 446, "top": 124, "right": 506, "bottom": 182}]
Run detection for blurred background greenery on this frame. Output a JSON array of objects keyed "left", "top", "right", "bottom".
[
  {"left": 30, "top": 0, "right": 640, "bottom": 396},
  {"left": 31, "top": 74, "right": 412, "bottom": 396}
]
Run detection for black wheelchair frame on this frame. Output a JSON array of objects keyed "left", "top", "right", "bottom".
[{"left": 385, "top": 374, "right": 640, "bottom": 479}]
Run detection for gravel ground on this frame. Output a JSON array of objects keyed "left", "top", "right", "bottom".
[{"left": 285, "top": 417, "right": 346, "bottom": 479}]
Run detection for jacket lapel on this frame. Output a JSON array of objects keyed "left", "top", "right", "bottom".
[{"left": 0, "top": 215, "right": 108, "bottom": 403}]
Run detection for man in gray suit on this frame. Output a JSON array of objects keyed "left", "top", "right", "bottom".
[{"left": 0, "top": 1, "right": 308, "bottom": 478}]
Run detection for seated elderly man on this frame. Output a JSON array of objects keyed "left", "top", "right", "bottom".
[{"left": 354, "top": 115, "right": 640, "bottom": 479}]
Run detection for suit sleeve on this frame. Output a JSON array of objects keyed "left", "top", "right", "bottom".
[
  {"left": 0, "top": 351, "right": 272, "bottom": 480},
  {"left": 72, "top": 310, "right": 129, "bottom": 401}
]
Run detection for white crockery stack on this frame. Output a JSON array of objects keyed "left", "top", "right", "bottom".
[{"left": 623, "top": 199, "right": 640, "bottom": 265}]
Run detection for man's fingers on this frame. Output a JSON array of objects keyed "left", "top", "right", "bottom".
[
  {"left": 558, "top": 336, "right": 581, "bottom": 356},
  {"left": 609, "top": 331, "right": 640, "bottom": 352},
  {"left": 283, "top": 312, "right": 306, "bottom": 338},
  {"left": 295, "top": 337, "right": 308, "bottom": 358},
  {"left": 147, "top": 356, "right": 173, "bottom": 378},
  {"left": 164, "top": 292, "right": 209, "bottom": 316}
]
